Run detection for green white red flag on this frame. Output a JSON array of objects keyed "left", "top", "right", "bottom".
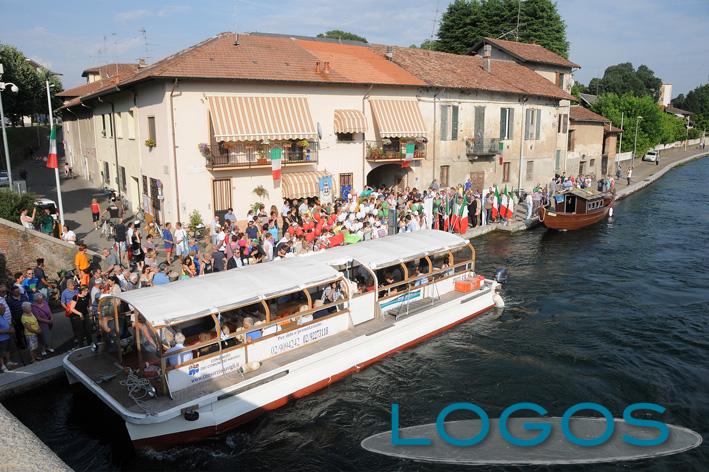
[
  {"left": 491, "top": 186, "right": 500, "bottom": 219},
  {"left": 270, "top": 147, "right": 282, "bottom": 181},
  {"left": 500, "top": 185, "right": 509, "bottom": 219},
  {"left": 456, "top": 195, "right": 469, "bottom": 233},
  {"left": 47, "top": 125, "right": 58, "bottom": 169}
]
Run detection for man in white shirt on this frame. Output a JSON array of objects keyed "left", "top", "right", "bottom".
[
  {"left": 174, "top": 222, "right": 188, "bottom": 257},
  {"left": 166, "top": 332, "right": 193, "bottom": 367},
  {"left": 210, "top": 216, "right": 220, "bottom": 245},
  {"left": 262, "top": 233, "right": 274, "bottom": 261}
]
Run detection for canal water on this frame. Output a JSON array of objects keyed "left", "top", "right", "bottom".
[{"left": 5, "top": 157, "right": 709, "bottom": 471}]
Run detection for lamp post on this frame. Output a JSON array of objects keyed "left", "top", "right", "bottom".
[
  {"left": 632, "top": 115, "right": 643, "bottom": 169},
  {"left": 0, "top": 64, "right": 20, "bottom": 189}
]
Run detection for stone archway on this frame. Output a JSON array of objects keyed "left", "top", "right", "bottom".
[{"left": 366, "top": 164, "right": 410, "bottom": 190}]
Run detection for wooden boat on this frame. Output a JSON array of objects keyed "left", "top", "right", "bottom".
[
  {"left": 63, "top": 230, "right": 501, "bottom": 448},
  {"left": 539, "top": 188, "right": 614, "bottom": 230}
]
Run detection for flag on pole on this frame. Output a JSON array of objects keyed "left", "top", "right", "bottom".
[
  {"left": 500, "top": 185, "right": 509, "bottom": 220},
  {"left": 270, "top": 147, "right": 282, "bottom": 181},
  {"left": 449, "top": 196, "right": 459, "bottom": 232},
  {"left": 491, "top": 186, "right": 500, "bottom": 219},
  {"left": 457, "top": 195, "right": 469, "bottom": 233},
  {"left": 47, "top": 125, "right": 58, "bottom": 169},
  {"left": 442, "top": 194, "right": 450, "bottom": 231}
]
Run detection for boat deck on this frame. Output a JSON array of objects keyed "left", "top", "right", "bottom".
[{"left": 66, "top": 286, "right": 489, "bottom": 416}]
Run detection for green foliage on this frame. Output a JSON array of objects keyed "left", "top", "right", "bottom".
[
  {"left": 187, "top": 209, "right": 205, "bottom": 235},
  {"left": 673, "top": 84, "right": 709, "bottom": 133},
  {"left": 436, "top": 0, "right": 568, "bottom": 57},
  {"left": 411, "top": 39, "right": 439, "bottom": 50},
  {"left": 592, "top": 93, "right": 690, "bottom": 157},
  {"left": 2, "top": 125, "right": 52, "bottom": 165},
  {"left": 0, "top": 44, "right": 63, "bottom": 123},
  {"left": 570, "top": 81, "right": 586, "bottom": 100},
  {"left": 0, "top": 189, "right": 36, "bottom": 223},
  {"left": 586, "top": 63, "right": 662, "bottom": 100},
  {"left": 316, "top": 30, "right": 367, "bottom": 43}
]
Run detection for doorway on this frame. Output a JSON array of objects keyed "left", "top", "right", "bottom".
[{"left": 131, "top": 177, "right": 140, "bottom": 212}]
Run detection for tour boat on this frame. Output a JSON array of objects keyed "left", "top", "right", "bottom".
[
  {"left": 63, "top": 230, "right": 501, "bottom": 448},
  {"left": 539, "top": 189, "right": 614, "bottom": 231}
]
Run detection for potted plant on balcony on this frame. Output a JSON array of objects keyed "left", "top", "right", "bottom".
[
  {"left": 297, "top": 139, "right": 309, "bottom": 148},
  {"left": 198, "top": 143, "right": 213, "bottom": 165},
  {"left": 256, "top": 148, "right": 268, "bottom": 165},
  {"left": 144, "top": 138, "right": 156, "bottom": 150},
  {"left": 252, "top": 185, "right": 269, "bottom": 201}
]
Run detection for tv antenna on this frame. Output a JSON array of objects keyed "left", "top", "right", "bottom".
[{"left": 138, "top": 27, "right": 151, "bottom": 63}]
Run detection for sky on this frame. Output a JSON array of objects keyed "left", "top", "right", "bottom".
[{"left": 1, "top": 0, "right": 707, "bottom": 97}]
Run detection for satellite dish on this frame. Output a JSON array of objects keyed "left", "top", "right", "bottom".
[{"left": 317, "top": 122, "right": 322, "bottom": 140}]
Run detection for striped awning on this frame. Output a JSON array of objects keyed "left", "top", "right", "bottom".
[
  {"left": 282, "top": 171, "right": 336, "bottom": 199},
  {"left": 208, "top": 96, "right": 317, "bottom": 141},
  {"left": 369, "top": 99, "right": 426, "bottom": 138},
  {"left": 334, "top": 109, "right": 367, "bottom": 134}
]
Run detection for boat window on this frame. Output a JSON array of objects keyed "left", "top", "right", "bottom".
[
  {"left": 376, "top": 264, "right": 407, "bottom": 298},
  {"left": 565, "top": 195, "right": 576, "bottom": 213},
  {"left": 430, "top": 252, "right": 454, "bottom": 280},
  {"left": 451, "top": 245, "right": 475, "bottom": 274}
]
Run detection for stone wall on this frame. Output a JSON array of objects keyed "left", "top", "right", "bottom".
[{"left": 0, "top": 217, "right": 100, "bottom": 281}]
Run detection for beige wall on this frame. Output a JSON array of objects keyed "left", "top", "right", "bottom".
[
  {"left": 61, "top": 109, "right": 97, "bottom": 182},
  {"left": 568, "top": 121, "right": 604, "bottom": 177}
]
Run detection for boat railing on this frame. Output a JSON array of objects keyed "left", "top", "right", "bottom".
[{"left": 377, "top": 257, "right": 474, "bottom": 302}]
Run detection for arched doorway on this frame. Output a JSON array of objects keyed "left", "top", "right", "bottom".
[{"left": 366, "top": 164, "right": 410, "bottom": 190}]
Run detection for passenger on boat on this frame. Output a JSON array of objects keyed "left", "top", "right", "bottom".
[
  {"left": 413, "top": 266, "right": 429, "bottom": 286},
  {"left": 166, "top": 332, "right": 194, "bottom": 366},
  {"left": 297, "top": 304, "right": 313, "bottom": 325},
  {"left": 220, "top": 325, "right": 237, "bottom": 348},
  {"left": 243, "top": 317, "right": 262, "bottom": 343},
  {"left": 312, "top": 299, "right": 330, "bottom": 320}
]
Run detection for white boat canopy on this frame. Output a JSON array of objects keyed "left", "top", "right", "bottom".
[
  {"left": 115, "top": 230, "right": 470, "bottom": 327},
  {"left": 308, "top": 229, "right": 470, "bottom": 269},
  {"left": 116, "top": 256, "right": 342, "bottom": 327}
]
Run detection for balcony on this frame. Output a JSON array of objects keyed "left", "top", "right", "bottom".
[
  {"left": 205, "top": 141, "right": 318, "bottom": 170},
  {"left": 465, "top": 138, "right": 502, "bottom": 159},
  {"left": 366, "top": 140, "right": 426, "bottom": 162}
]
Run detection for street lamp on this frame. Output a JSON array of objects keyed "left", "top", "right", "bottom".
[
  {"left": 632, "top": 115, "right": 643, "bottom": 169},
  {"left": 0, "top": 63, "right": 20, "bottom": 189}
]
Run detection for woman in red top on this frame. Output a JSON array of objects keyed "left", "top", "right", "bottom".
[{"left": 90, "top": 198, "right": 101, "bottom": 230}]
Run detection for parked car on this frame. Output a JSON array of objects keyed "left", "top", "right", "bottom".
[
  {"left": 0, "top": 171, "right": 9, "bottom": 187},
  {"left": 35, "top": 197, "right": 59, "bottom": 220},
  {"left": 642, "top": 150, "right": 659, "bottom": 162}
]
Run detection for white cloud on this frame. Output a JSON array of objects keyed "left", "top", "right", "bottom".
[
  {"left": 115, "top": 4, "right": 191, "bottom": 22},
  {"left": 115, "top": 9, "right": 151, "bottom": 22}
]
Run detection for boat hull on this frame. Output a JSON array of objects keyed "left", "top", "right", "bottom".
[
  {"left": 539, "top": 198, "right": 613, "bottom": 230},
  {"left": 120, "top": 287, "right": 497, "bottom": 448}
]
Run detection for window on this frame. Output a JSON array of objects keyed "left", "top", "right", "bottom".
[
  {"left": 147, "top": 116, "right": 156, "bottom": 144},
  {"left": 440, "top": 165, "right": 450, "bottom": 187},
  {"left": 568, "top": 129, "right": 575, "bottom": 151},
  {"left": 555, "top": 72, "right": 565, "bottom": 88},
  {"left": 502, "top": 162, "right": 511, "bottom": 182},
  {"left": 119, "top": 166, "right": 127, "bottom": 192},
  {"left": 555, "top": 150, "right": 561, "bottom": 171},
  {"left": 339, "top": 173, "right": 353, "bottom": 190},
  {"left": 526, "top": 160, "right": 534, "bottom": 181},
  {"left": 212, "top": 179, "right": 232, "bottom": 219},
  {"left": 142, "top": 175, "right": 148, "bottom": 195},
  {"left": 579, "top": 161, "right": 585, "bottom": 175},
  {"left": 499, "top": 108, "right": 514, "bottom": 140},
  {"left": 557, "top": 113, "right": 568, "bottom": 133},
  {"left": 103, "top": 162, "right": 110, "bottom": 185},
  {"left": 524, "top": 109, "right": 541, "bottom": 140},
  {"left": 439, "top": 105, "right": 459, "bottom": 141},
  {"left": 99, "top": 115, "right": 107, "bottom": 137},
  {"left": 101, "top": 114, "right": 113, "bottom": 138},
  {"left": 127, "top": 111, "right": 136, "bottom": 140},
  {"left": 336, "top": 132, "right": 355, "bottom": 142},
  {"left": 115, "top": 112, "right": 123, "bottom": 139},
  {"left": 590, "top": 159, "right": 596, "bottom": 170}
]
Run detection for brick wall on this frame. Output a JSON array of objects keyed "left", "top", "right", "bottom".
[{"left": 0, "top": 218, "right": 100, "bottom": 282}]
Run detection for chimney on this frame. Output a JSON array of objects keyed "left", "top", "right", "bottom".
[
  {"left": 483, "top": 44, "right": 492, "bottom": 73},
  {"left": 385, "top": 45, "right": 393, "bottom": 61},
  {"left": 315, "top": 61, "right": 321, "bottom": 73},
  {"left": 323, "top": 61, "right": 331, "bottom": 74},
  {"left": 138, "top": 57, "right": 146, "bottom": 68}
]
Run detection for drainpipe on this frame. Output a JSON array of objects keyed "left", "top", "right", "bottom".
[
  {"left": 169, "top": 79, "right": 181, "bottom": 222},
  {"left": 517, "top": 96, "right": 528, "bottom": 193},
  {"left": 99, "top": 96, "right": 122, "bottom": 198},
  {"left": 362, "top": 84, "right": 373, "bottom": 189}
]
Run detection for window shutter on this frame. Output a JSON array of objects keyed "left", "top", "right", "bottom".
[
  {"left": 563, "top": 114, "right": 568, "bottom": 133},
  {"left": 451, "top": 105, "right": 459, "bottom": 140},
  {"left": 440, "top": 105, "right": 449, "bottom": 141},
  {"left": 500, "top": 108, "right": 507, "bottom": 140},
  {"left": 524, "top": 109, "right": 531, "bottom": 140},
  {"left": 508, "top": 108, "right": 514, "bottom": 139},
  {"left": 535, "top": 110, "right": 541, "bottom": 141}
]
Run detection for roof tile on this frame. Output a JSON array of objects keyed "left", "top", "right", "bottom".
[{"left": 481, "top": 37, "right": 580, "bottom": 69}]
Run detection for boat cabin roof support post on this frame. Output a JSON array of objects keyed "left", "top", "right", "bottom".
[
  {"left": 261, "top": 300, "right": 271, "bottom": 324},
  {"left": 113, "top": 302, "right": 122, "bottom": 365},
  {"left": 303, "top": 288, "right": 313, "bottom": 309},
  {"left": 424, "top": 256, "right": 433, "bottom": 274},
  {"left": 135, "top": 314, "right": 143, "bottom": 376}
]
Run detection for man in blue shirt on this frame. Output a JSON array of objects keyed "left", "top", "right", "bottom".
[
  {"left": 60, "top": 280, "right": 78, "bottom": 315},
  {"left": 152, "top": 266, "right": 171, "bottom": 285},
  {"left": 162, "top": 222, "right": 174, "bottom": 264}
]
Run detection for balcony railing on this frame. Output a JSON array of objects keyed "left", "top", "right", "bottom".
[
  {"left": 465, "top": 138, "right": 502, "bottom": 157},
  {"left": 366, "top": 140, "right": 426, "bottom": 162},
  {"left": 206, "top": 141, "right": 318, "bottom": 169}
]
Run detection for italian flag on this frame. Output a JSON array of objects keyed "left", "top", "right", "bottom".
[
  {"left": 500, "top": 185, "right": 509, "bottom": 219},
  {"left": 47, "top": 125, "right": 58, "bottom": 169},
  {"left": 270, "top": 147, "right": 282, "bottom": 181},
  {"left": 442, "top": 195, "right": 450, "bottom": 231},
  {"left": 456, "top": 195, "right": 469, "bottom": 233},
  {"left": 491, "top": 186, "right": 500, "bottom": 219},
  {"left": 401, "top": 142, "right": 415, "bottom": 168}
]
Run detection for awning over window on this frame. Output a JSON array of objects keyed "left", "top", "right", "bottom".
[
  {"left": 334, "top": 109, "right": 367, "bottom": 134},
  {"left": 282, "top": 171, "right": 336, "bottom": 199},
  {"left": 208, "top": 96, "right": 318, "bottom": 142},
  {"left": 369, "top": 99, "right": 426, "bottom": 138}
]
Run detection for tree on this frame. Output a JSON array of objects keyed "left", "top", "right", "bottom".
[
  {"left": 435, "top": 0, "right": 569, "bottom": 57},
  {"left": 586, "top": 63, "right": 662, "bottom": 99},
  {"left": 316, "top": 30, "right": 367, "bottom": 43},
  {"left": 0, "top": 44, "right": 63, "bottom": 124},
  {"left": 673, "top": 84, "right": 709, "bottom": 133}
]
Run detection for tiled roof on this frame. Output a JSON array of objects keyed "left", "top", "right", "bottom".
[
  {"left": 604, "top": 122, "right": 622, "bottom": 133},
  {"left": 477, "top": 37, "right": 580, "bottom": 69},
  {"left": 570, "top": 106, "right": 608, "bottom": 123},
  {"left": 118, "top": 33, "right": 424, "bottom": 89},
  {"left": 664, "top": 105, "right": 692, "bottom": 116},
  {"left": 579, "top": 93, "right": 598, "bottom": 106},
  {"left": 369, "top": 45, "right": 574, "bottom": 101},
  {"left": 57, "top": 77, "right": 121, "bottom": 98},
  {"left": 81, "top": 63, "right": 139, "bottom": 78}
]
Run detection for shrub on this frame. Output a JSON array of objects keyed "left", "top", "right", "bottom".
[{"left": 0, "top": 189, "right": 36, "bottom": 224}]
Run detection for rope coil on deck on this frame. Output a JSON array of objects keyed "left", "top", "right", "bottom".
[{"left": 120, "top": 369, "right": 157, "bottom": 416}]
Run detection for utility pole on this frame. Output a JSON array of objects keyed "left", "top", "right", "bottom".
[
  {"left": 617, "top": 112, "right": 624, "bottom": 154},
  {"left": 684, "top": 115, "right": 690, "bottom": 151},
  {"left": 632, "top": 115, "right": 642, "bottom": 169}
]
